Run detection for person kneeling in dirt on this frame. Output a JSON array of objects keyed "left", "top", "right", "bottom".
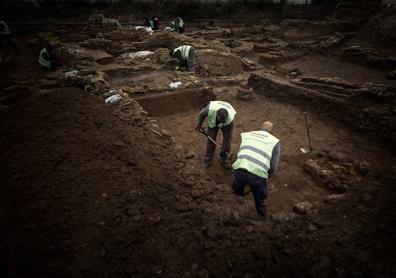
[
  {"left": 170, "top": 45, "right": 195, "bottom": 72},
  {"left": 173, "top": 17, "right": 185, "bottom": 33},
  {"left": 195, "top": 101, "right": 236, "bottom": 168},
  {"left": 232, "top": 121, "right": 280, "bottom": 218},
  {"left": 39, "top": 44, "right": 61, "bottom": 69},
  {"left": 0, "top": 20, "right": 18, "bottom": 51}
]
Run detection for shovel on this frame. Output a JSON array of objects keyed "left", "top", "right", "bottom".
[
  {"left": 197, "top": 128, "right": 236, "bottom": 168},
  {"left": 300, "top": 112, "right": 313, "bottom": 154}
]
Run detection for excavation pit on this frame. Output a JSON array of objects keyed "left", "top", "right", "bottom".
[
  {"left": 132, "top": 67, "right": 388, "bottom": 215},
  {"left": 141, "top": 88, "right": 354, "bottom": 214}
]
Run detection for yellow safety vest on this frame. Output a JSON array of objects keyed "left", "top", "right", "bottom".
[
  {"left": 178, "top": 18, "right": 184, "bottom": 28},
  {"left": 0, "top": 21, "right": 10, "bottom": 35},
  {"left": 174, "top": 45, "right": 191, "bottom": 60},
  {"left": 39, "top": 48, "right": 51, "bottom": 68},
  {"left": 208, "top": 101, "right": 236, "bottom": 128},
  {"left": 232, "top": 130, "right": 279, "bottom": 179}
]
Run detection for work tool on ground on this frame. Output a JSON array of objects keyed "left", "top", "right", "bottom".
[
  {"left": 197, "top": 127, "right": 236, "bottom": 168},
  {"left": 300, "top": 112, "right": 313, "bottom": 154}
]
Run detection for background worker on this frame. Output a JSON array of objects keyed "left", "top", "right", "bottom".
[
  {"left": 168, "top": 17, "right": 185, "bottom": 33},
  {"left": 39, "top": 44, "right": 60, "bottom": 69},
  {"left": 152, "top": 17, "right": 160, "bottom": 30},
  {"left": 144, "top": 17, "right": 154, "bottom": 29},
  {"left": 0, "top": 20, "right": 18, "bottom": 51},
  {"left": 195, "top": 101, "right": 237, "bottom": 167},
  {"left": 170, "top": 45, "right": 196, "bottom": 72},
  {"left": 232, "top": 121, "right": 280, "bottom": 218}
]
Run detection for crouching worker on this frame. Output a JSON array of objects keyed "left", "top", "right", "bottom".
[
  {"left": 232, "top": 121, "right": 281, "bottom": 218},
  {"left": 172, "top": 17, "right": 184, "bottom": 33},
  {"left": 195, "top": 101, "right": 236, "bottom": 168},
  {"left": 170, "top": 45, "right": 195, "bottom": 72},
  {"left": 39, "top": 44, "right": 60, "bottom": 69}
]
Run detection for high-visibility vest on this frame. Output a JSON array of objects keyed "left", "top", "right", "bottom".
[
  {"left": 0, "top": 21, "right": 10, "bottom": 35},
  {"left": 208, "top": 101, "right": 236, "bottom": 128},
  {"left": 149, "top": 19, "right": 154, "bottom": 29},
  {"left": 39, "top": 48, "right": 51, "bottom": 68},
  {"left": 174, "top": 45, "right": 191, "bottom": 60},
  {"left": 178, "top": 18, "right": 184, "bottom": 28},
  {"left": 232, "top": 130, "right": 279, "bottom": 179}
]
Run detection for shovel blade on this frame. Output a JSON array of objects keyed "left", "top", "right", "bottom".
[{"left": 300, "top": 148, "right": 310, "bottom": 154}]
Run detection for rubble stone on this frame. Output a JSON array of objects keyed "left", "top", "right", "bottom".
[
  {"left": 323, "top": 194, "right": 347, "bottom": 204},
  {"left": 87, "top": 13, "right": 122, "bottom": 30},
  {"left": 293, "top": 201, "right": 313, "bottom": 215}
]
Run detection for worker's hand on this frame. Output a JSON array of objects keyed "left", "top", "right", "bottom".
[
  {"left": 175, "top": 66, "right": 180, "bottom": 71},
  {"left": 195, "top": 124, "right": 201, "bottom": 131}
]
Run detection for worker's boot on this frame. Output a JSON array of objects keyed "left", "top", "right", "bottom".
[{"left": 220, "top": 159, "right": 231, "bottom": 169}]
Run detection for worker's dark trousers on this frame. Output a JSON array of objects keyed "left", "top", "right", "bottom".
[
  {"left": 232, "top": 169, "right": 268, "bottom": 217},
  {"left": 187, "top": 48, "right": 195, "bottom": 72},
  {"left": 205, "top": 122, "right": 233, "bottom": 162}
]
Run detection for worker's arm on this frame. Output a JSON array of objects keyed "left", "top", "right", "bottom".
[
  {"left": 173, "top": 50, "right": 184, "bottom": 65},
  {"left": 268, "top": 142, "right": 280, "bottom": 178},
  {"left": 196, "top": 105, "right": 209, "bottom": 128}
]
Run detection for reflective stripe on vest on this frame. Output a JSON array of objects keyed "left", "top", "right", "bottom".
[
  {"left": 232, "top": 131, "right": 279, "bottom": 179},
  {"left": 174, "top": 45, "right": 191, "bottom": 60},
  {"left": 178, "top": 18, "right": 184, "bottom": 27},
  {"left": 0, "top": 21, "right": 10, "bottom": 35},
  {"left": 39, "top": 48, "right": 51, "bottom": 68},
  {"left": 208, "top": 101, "right": 236, "bottom": 128}
]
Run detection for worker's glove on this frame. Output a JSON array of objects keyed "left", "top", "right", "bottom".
[
  {"left": 195, "top": 124, "right": 201, "bottom": 131},
  {"left": 175, "top": 66, "right": 180, "bottom": 71}
]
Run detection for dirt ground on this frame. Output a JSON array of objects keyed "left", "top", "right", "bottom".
[{"left": 1, "top": 4, "right": 396, "bottom": 278}]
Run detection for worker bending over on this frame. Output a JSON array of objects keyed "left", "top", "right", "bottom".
[
  {"left": 39, "top": 44, "right": 59, "bottom": 69},
  {"left": 232, "top": 121, "right": 280, "bottom": 218},
  {"left": 0, "top": 20, "right": 17, "bottom": 51},
  {"left": 195, "top": 101, "right": 236, "bottom": 167},
  {"left": 170, "top": 45, "right": 195, "bottom": 72}
]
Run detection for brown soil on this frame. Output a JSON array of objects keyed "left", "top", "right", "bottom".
[{"left": 1, "top": 5, "right": 396, "bottom": 278}]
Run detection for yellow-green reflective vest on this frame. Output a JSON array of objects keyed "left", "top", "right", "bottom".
[
  {"left": 174, "top": 45, "right": 191, "bottom": 60},
  {"left": 39, "top": 48, "right": 51, "bottom": 68},
  {"left": 0, "top": 21, "right": 10, "bottom": 35},
  {"left": 178, "top": 18, "right": 184, "bottom": 27},
  {"left": 232, "top": 130, "right": 279, "bottom": 179},
  {"left": 208, "top": 101, "right": 236, "bottom": 128}
]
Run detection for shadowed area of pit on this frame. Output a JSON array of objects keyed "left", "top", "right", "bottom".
[{"left": 135, "top": 88, "right": 216, "bottom": 117}]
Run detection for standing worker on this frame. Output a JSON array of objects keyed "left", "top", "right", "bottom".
[
  {"left": 195, "top": 101, "right": 236, "bottom": 167},
  {"left": 232, "top": 121, "right": 280, "bottom": 218},
  {"left": 0, "top": 20, "right": 18, "bottom": 51},
  {"left": 170, "top": 45, "right": 196, "bottom": 72}
]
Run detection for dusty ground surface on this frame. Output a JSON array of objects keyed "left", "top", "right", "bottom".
[{"left": 1, "top": 4, "right": 396, "bottom": 278}]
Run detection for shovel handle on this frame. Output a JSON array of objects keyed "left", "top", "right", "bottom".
[
  {"left": 197, "top": 128, "right": 233, "bottom": 158},
  {"left": 304, "top": 112, "right": 313, "bottom": 151}
]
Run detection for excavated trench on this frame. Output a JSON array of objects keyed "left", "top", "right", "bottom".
[
  {"left": 131, "top": 81, "right": 349, "bottom": 214},
  {"left": 134, "top": 78, "right": 389, "bottom": 216}
]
